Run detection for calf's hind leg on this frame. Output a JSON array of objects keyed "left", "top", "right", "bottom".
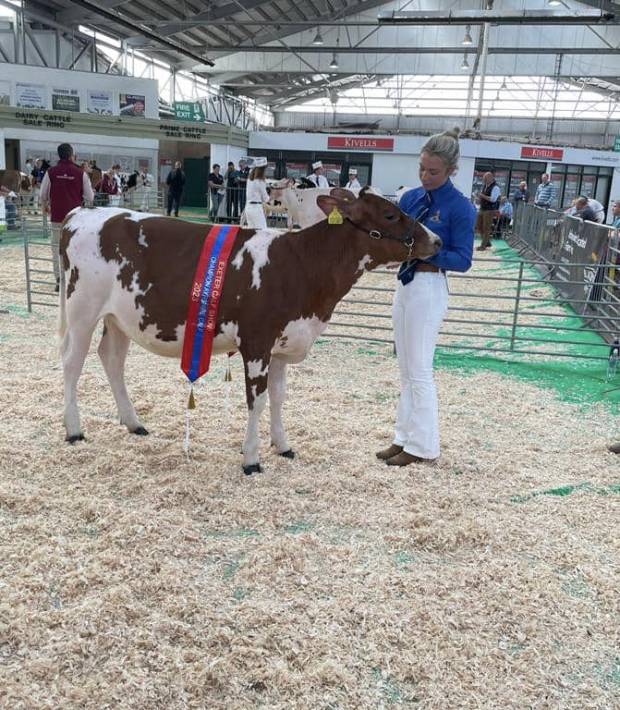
[
  {"left": 97, "top": 316, "right": 148, "bottom": 435},
  {"left": 62, "top": 319, "right": 98, "bottom": 443},
  {"left": 241, "top": 353, "right": 271, "bottom": 475}
]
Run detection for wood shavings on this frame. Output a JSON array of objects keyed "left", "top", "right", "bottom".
[{"left": 0, "top": 245, "right": 618, "bottom": 709}]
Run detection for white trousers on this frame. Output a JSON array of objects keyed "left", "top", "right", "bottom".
[
  {"left": 244, "top": 203, "right": 267, "bottom": 229},
  {"left": 392, "top": 272, "right": 449, "bottom": 459}
]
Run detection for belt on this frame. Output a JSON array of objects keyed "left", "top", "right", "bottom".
[
  {"left": 248, "top": 201, "right": 262, "bottom": 204},
  {"left": 415, "top": 263, "right": 443, "bottom": 274}
]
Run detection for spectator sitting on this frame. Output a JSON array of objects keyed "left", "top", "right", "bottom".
[{"left": 496, "top": 196, "right": 513, "bottom": 235}]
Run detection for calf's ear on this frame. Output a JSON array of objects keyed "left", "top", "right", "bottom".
[
  {"left": 330, "top": 188, "right": 356, "bottom": 202},
  {"left": 317, "top": 194, "right": 353, "bottom": 217}
]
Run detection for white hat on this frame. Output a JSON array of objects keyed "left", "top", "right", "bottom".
[
  {"left": 249, "top": 156, "right": 267, "bottom": 167},
  {"left": 348, "top": 168, "right": 358, "bottom": 175},
  {"left": 312, "top": 161, "right": 323, "bottom": 171}
]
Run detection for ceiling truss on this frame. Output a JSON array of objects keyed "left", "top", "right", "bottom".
[{"left": 5, "top": 0, "right": 620, "bottom": 116}]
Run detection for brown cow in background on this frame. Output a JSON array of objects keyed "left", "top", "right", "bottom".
[{"left": 0, "top": 170, "right": 32, "bottom": 194}]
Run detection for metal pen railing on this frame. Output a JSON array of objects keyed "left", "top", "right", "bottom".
[
  {"left": 327, "top": 245, "right": 620, "bottom": 360},
  {"left": 16, "top": 192, "right": 620, "bottom": 367}
]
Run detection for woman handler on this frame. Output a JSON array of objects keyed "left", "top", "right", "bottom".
[
  {"left": 243, "top": 157, "right": 270, "bottom": 229},
  {"left": 377, "top": 128, "right": 476, "bottom": 466}
]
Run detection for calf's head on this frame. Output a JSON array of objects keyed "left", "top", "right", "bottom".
[
  {"left": 316, "top": 189, "right": 441, "bottom": 263},
  {"left": 267, "top": 177, "right": 295, "bottom": 205}
]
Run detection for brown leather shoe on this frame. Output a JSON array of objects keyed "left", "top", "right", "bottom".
[
  {"left": 608, "top": 442, "right": 620, "bottom": 454},
  {"left": 376, "top": 444, "right": 403, "bottom": 460},
  {"left": 385, "top": 451, "right": 436, "bottom": 466}
]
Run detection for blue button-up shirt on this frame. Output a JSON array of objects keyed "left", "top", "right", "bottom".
[{"left": 399, "top": 179, "right": 475, "bottom": 273}]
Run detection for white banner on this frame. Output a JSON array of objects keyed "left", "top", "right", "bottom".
[
  {"left": 87, "top": 89, "right": 114, "bottom": 115},
  {"left": 15, "top": 82, "right": 47, "bottom": 109}
]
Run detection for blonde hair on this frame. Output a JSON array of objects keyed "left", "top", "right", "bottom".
[{"left": 421, "top": 127, "right": 461, "bottom": 170}]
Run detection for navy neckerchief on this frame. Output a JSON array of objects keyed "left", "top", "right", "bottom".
[{"left": 397, "top": 191, "right": 432, "bottom": 285}]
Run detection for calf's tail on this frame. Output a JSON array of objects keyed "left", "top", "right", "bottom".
[{"left": 57, "top": 233, "right": 68, "bottom": 347}]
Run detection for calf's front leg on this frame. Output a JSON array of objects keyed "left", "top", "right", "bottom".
[{"left": 241, "top": 353, "right": 271, "bottom": 475}]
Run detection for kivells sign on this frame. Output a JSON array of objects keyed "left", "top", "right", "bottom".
[
  {"left": 520, "top": 145, "right": 564, "bottom": 161},
  {"left": 327, "top": 136, "right": 394, "bottom": 151}
]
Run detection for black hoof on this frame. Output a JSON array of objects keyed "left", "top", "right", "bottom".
[
  {"left": 131, "top": 426, "right": 149, "bottom": 436},
  {"left": 66, "top": 433, "right": 85, "bottom": 444},
  {"left": 243, "top": 463, "right": 262, "bottom": 476},
  {"left": 279, "top": 449, "right": 295, "bottom": 459}
]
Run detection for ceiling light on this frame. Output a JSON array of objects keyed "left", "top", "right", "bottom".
[
  {"left": 460, "top": 54, "right": 470, "bottom": 71},
  {"left": 329, "top": 54, "right": 338, "bottom": 69},
  {"left": 312, "top": 29, "right": 324, "bottom": 46},
  {"left": 547, "top": 0, "right": 561, "bottom": 5},
  {"left": 462, "top": 25, "right": 473, "bottom": 46}
]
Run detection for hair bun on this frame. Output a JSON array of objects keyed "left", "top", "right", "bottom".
[{"left": 444, "top": 126, "right": 461, "bottom": 140}]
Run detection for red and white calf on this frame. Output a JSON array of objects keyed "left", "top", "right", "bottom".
[{"left": 59, "top": 189, "right": 441, "bottom": 473}]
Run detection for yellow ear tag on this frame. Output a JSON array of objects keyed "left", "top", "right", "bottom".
[{"left": 328, "top": 206, "right": 344, "bottom": 225}]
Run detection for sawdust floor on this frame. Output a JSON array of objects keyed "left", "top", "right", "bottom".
[{"left": 0, "top": 245, "right": 618, "bottom": 709}]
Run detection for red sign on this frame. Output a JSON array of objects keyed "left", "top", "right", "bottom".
[
  {"left": 327, "top": 136, "right": 394, "bottom": 152},
  {"left": 520, "top": 145, "right": 564, "bottom": 161}
]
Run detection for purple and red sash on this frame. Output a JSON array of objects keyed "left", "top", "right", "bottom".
[{"left": 181, "top": 224, "right": 238, "bottom": 383}]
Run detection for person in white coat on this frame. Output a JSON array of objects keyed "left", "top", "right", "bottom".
[
  {"left": 345, "top": 168, "right": 361, "bottom": 190},
  {"left": 306, "top": 161, "right": 329, "bottom": 188},
  {"left": 139, "top": 170, "right": 155, "bottom": 211},
  {"left": 244, "top": 157, "right": 270, "bottom": 229}
]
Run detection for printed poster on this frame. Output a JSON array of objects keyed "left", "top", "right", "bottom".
[
  {"left": 0, "top": 80, "right": 9, "bottom": 106},
  {"left": 554, "top": 217, "right": 609, "bottom": 310},
  {"left": 119, "top": 93, "right": 145, "bottom": 117},
  {"left": 15, "top": 82, "right": 46, "bottom": 109},
  {"left": 52, "top": 87, "right": 80, "bottom": 112},
  {"left": 87, "top": 89, "right": 113, "bottom": 115}
]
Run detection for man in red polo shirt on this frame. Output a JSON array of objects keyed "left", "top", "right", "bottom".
[{"left": 40, "top": 143, "right": 94, "bottom": 290}]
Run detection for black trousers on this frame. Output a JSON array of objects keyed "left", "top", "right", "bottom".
[
  {"left": 226, "top": 187, "right": 240, "bottom": 220},
  {"left": 167, "top": 191, "right": 182, "bottom": 216}
]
